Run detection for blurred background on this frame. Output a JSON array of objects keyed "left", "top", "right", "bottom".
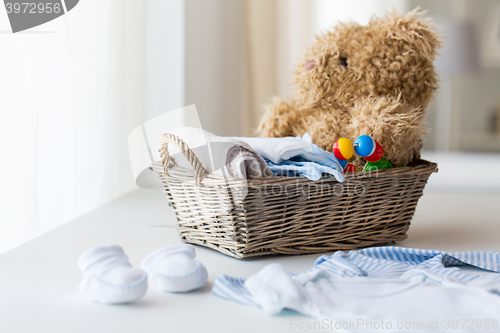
[{"left": 1, "top": 0, "right": 499, "bottom": 254}]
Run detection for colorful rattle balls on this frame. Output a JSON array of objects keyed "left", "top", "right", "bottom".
[
  {"left": 332, "top": 138, "right": 354, "bottom": 161},
  {"left": 354, "top": 135, "right": 376, "bottom": 157},
  {"left": 354, "top": 135, "right": 384, "bottom": 162},
  {"left": 344, "top": 163, "right": 358, "bottom": 173},
  {"left": 337, "top": 158, "right": 348, "bottom": 169},
  {"left": 364, "top": 141, "right": 384, "bottom": 162}
]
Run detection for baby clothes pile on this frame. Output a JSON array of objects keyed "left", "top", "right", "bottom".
[
  {"left": 165, "top": 126, "right": 271, "bottom": 179},
  {"left": 213, "top": 246, "right": 500, "bottom": 332},
  {"left": 241, "top": 133, "right": 344, "bottom": 181},
  {"left": 165, "top": 127, "right": 344, "bottom": 182}
]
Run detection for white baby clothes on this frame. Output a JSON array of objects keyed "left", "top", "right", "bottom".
[
  {"left": 165, "top": 126, "right": 272, "bottom": 179},
  {"left": 213, "top": 247, "right": 500, "bottom": 333},
  {"left": 241, "top": 133, "right": 331, "bottom": 164},
  {"left": 141, "top": 244, "right": 208, "bottom": 293},
  {"left": 165, "top": 127, "right": 344, "bottom": 181},
  {"left": 78, "top": 245, "right": 148, "bottom": 304}
]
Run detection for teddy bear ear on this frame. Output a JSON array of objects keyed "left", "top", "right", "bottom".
[
  {"left": 371, "top": 9, "right": 443, "bottom": 60},
  {"left": 304, "top": 60, "right": 316, "bottom": 71}
]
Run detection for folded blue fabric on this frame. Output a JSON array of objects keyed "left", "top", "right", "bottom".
[
  {"left": 265, "top": 157, "right": 343, "bottom": 181},
  {"left": 242, "top": 133, "right": 345, "bottom": 181}
]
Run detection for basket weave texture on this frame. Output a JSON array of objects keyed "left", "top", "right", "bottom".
[{"left": 156, "top": 133, "right": 438, "bottom": 259}]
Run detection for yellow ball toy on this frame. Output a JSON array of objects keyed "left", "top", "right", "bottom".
[{"left": 332, "top": 138, "right": 354, "bottom": 160}]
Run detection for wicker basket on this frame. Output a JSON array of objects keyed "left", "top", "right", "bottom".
[{"left": 155, "top": 133, "right": 438, "bottom": 259}]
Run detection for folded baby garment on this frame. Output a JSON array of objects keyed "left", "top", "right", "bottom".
[
  {"left": 78, "top": 245, "right": 148, "bottom": 304},
  {"left": 241, "top": 133, "right": 334, "bottom": 165},
  {"left": 141, "top": 244, "right": 208, "bottom": 293},
  {"left": 165, "top": 128, "right": 344, "bottom": 182},
  {"left": 213, "top": 247, "right": 500, "bottom": 332},
  {"left": 241, "top": 133, "right": 345, "bottom": 182},
  {"left": 265, "top": 157, "right": 344, "bottom": 181},
  {"left": 164, "top": 127, "right": 272, "bottom": 179}
]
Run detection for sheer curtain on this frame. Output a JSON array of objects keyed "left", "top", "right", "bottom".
[{"left": 0, "top": 1, "right": 184, "bottom": 254}]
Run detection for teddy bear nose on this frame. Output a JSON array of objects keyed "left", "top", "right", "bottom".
[{"left": 305, "top": 60, "right": 316, "bottom": 71}]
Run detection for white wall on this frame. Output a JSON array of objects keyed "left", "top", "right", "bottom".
[{"left": 411, "top": 0, "right": 500, "bottom": 153}]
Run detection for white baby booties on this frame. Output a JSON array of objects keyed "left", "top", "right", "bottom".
[
  {"left": 78, "top": 245, "right": 148, "bottom": 304},
  {"left": 141, "top": 244, "right": 208, "bottom": 292}
]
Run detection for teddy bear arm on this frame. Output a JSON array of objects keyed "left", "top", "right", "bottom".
[
  {"left": 348, "top": 97, "right": 426, "bottom": 167},
  {"left": 257, "top": 98, "right": 303, "bottom": 138}
]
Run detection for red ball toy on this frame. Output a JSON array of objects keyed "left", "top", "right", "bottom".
[
  {"left": 344, "top": 163, "right": 358, "bottom": 173},
  {"left": 332, "top": 138, "right": 354, "bottom": 161},
  {"left": 363, "top": 141, "right": 384, "bottom": 162}
]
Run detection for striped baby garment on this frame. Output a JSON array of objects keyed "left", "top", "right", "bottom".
[{"left": 213, "top": 247, "right": 500, "bottom": 332}]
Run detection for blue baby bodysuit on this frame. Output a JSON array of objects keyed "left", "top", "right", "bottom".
[{"left": 213, "top": 247, "right": 500, "bottom": 332}]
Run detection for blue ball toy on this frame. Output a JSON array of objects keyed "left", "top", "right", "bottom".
[
  {"left": 332, "top": 156, "right": 348, "bottom": 169},
  {"left": 354, "top": 135, "right": 376, "bottom": 157}
]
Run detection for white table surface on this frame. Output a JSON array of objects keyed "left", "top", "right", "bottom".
[{"left": 1, "top": 188, "right": 499, "bottom": 333}]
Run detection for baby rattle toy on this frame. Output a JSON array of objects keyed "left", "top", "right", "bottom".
[
  {"left": 353, "top": 135, "right": 393, "bottom": 171},
  {"left": 333, "top": 135, "right": 393, "bottom": 172},
  {"left": 332, "top": 138, "right": 356, "bottom": 172}
]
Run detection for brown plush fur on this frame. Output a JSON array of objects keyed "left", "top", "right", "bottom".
[{"left": 258, "top": 10, "right": 441, "bottom": 168}]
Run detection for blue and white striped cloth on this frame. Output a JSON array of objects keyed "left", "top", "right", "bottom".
[
  {"left": 213, "top": 246, "right": 500, "bottom": 307},
  {"left": 311, "top": 246, "right": 500, "bottom": 282}
]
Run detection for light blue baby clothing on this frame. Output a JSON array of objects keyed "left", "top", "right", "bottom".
[
  {"left": 265, "top": 157, "right": 344, "bottom": 181},
  {"left": 241, "top": 133, "right": 345, "bottom": 182},
  {"left": 213, "top": 247, "right": 500, "bottom": 332}
]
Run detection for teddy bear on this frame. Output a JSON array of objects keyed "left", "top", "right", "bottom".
[{"left": 258, "top": 10, "right": 441, "bottom": 169}]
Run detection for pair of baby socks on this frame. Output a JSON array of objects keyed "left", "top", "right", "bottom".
[{"left": 78, "top": 244, "right": 208, "bottom": 304}]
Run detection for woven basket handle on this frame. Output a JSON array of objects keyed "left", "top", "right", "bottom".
[{"left": 159, "top": 133, "right": 208, "bottom": 186}]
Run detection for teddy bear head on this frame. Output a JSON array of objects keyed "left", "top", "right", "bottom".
[{"left": 293, "top": 10, "right": 441, "bottom": 112}]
